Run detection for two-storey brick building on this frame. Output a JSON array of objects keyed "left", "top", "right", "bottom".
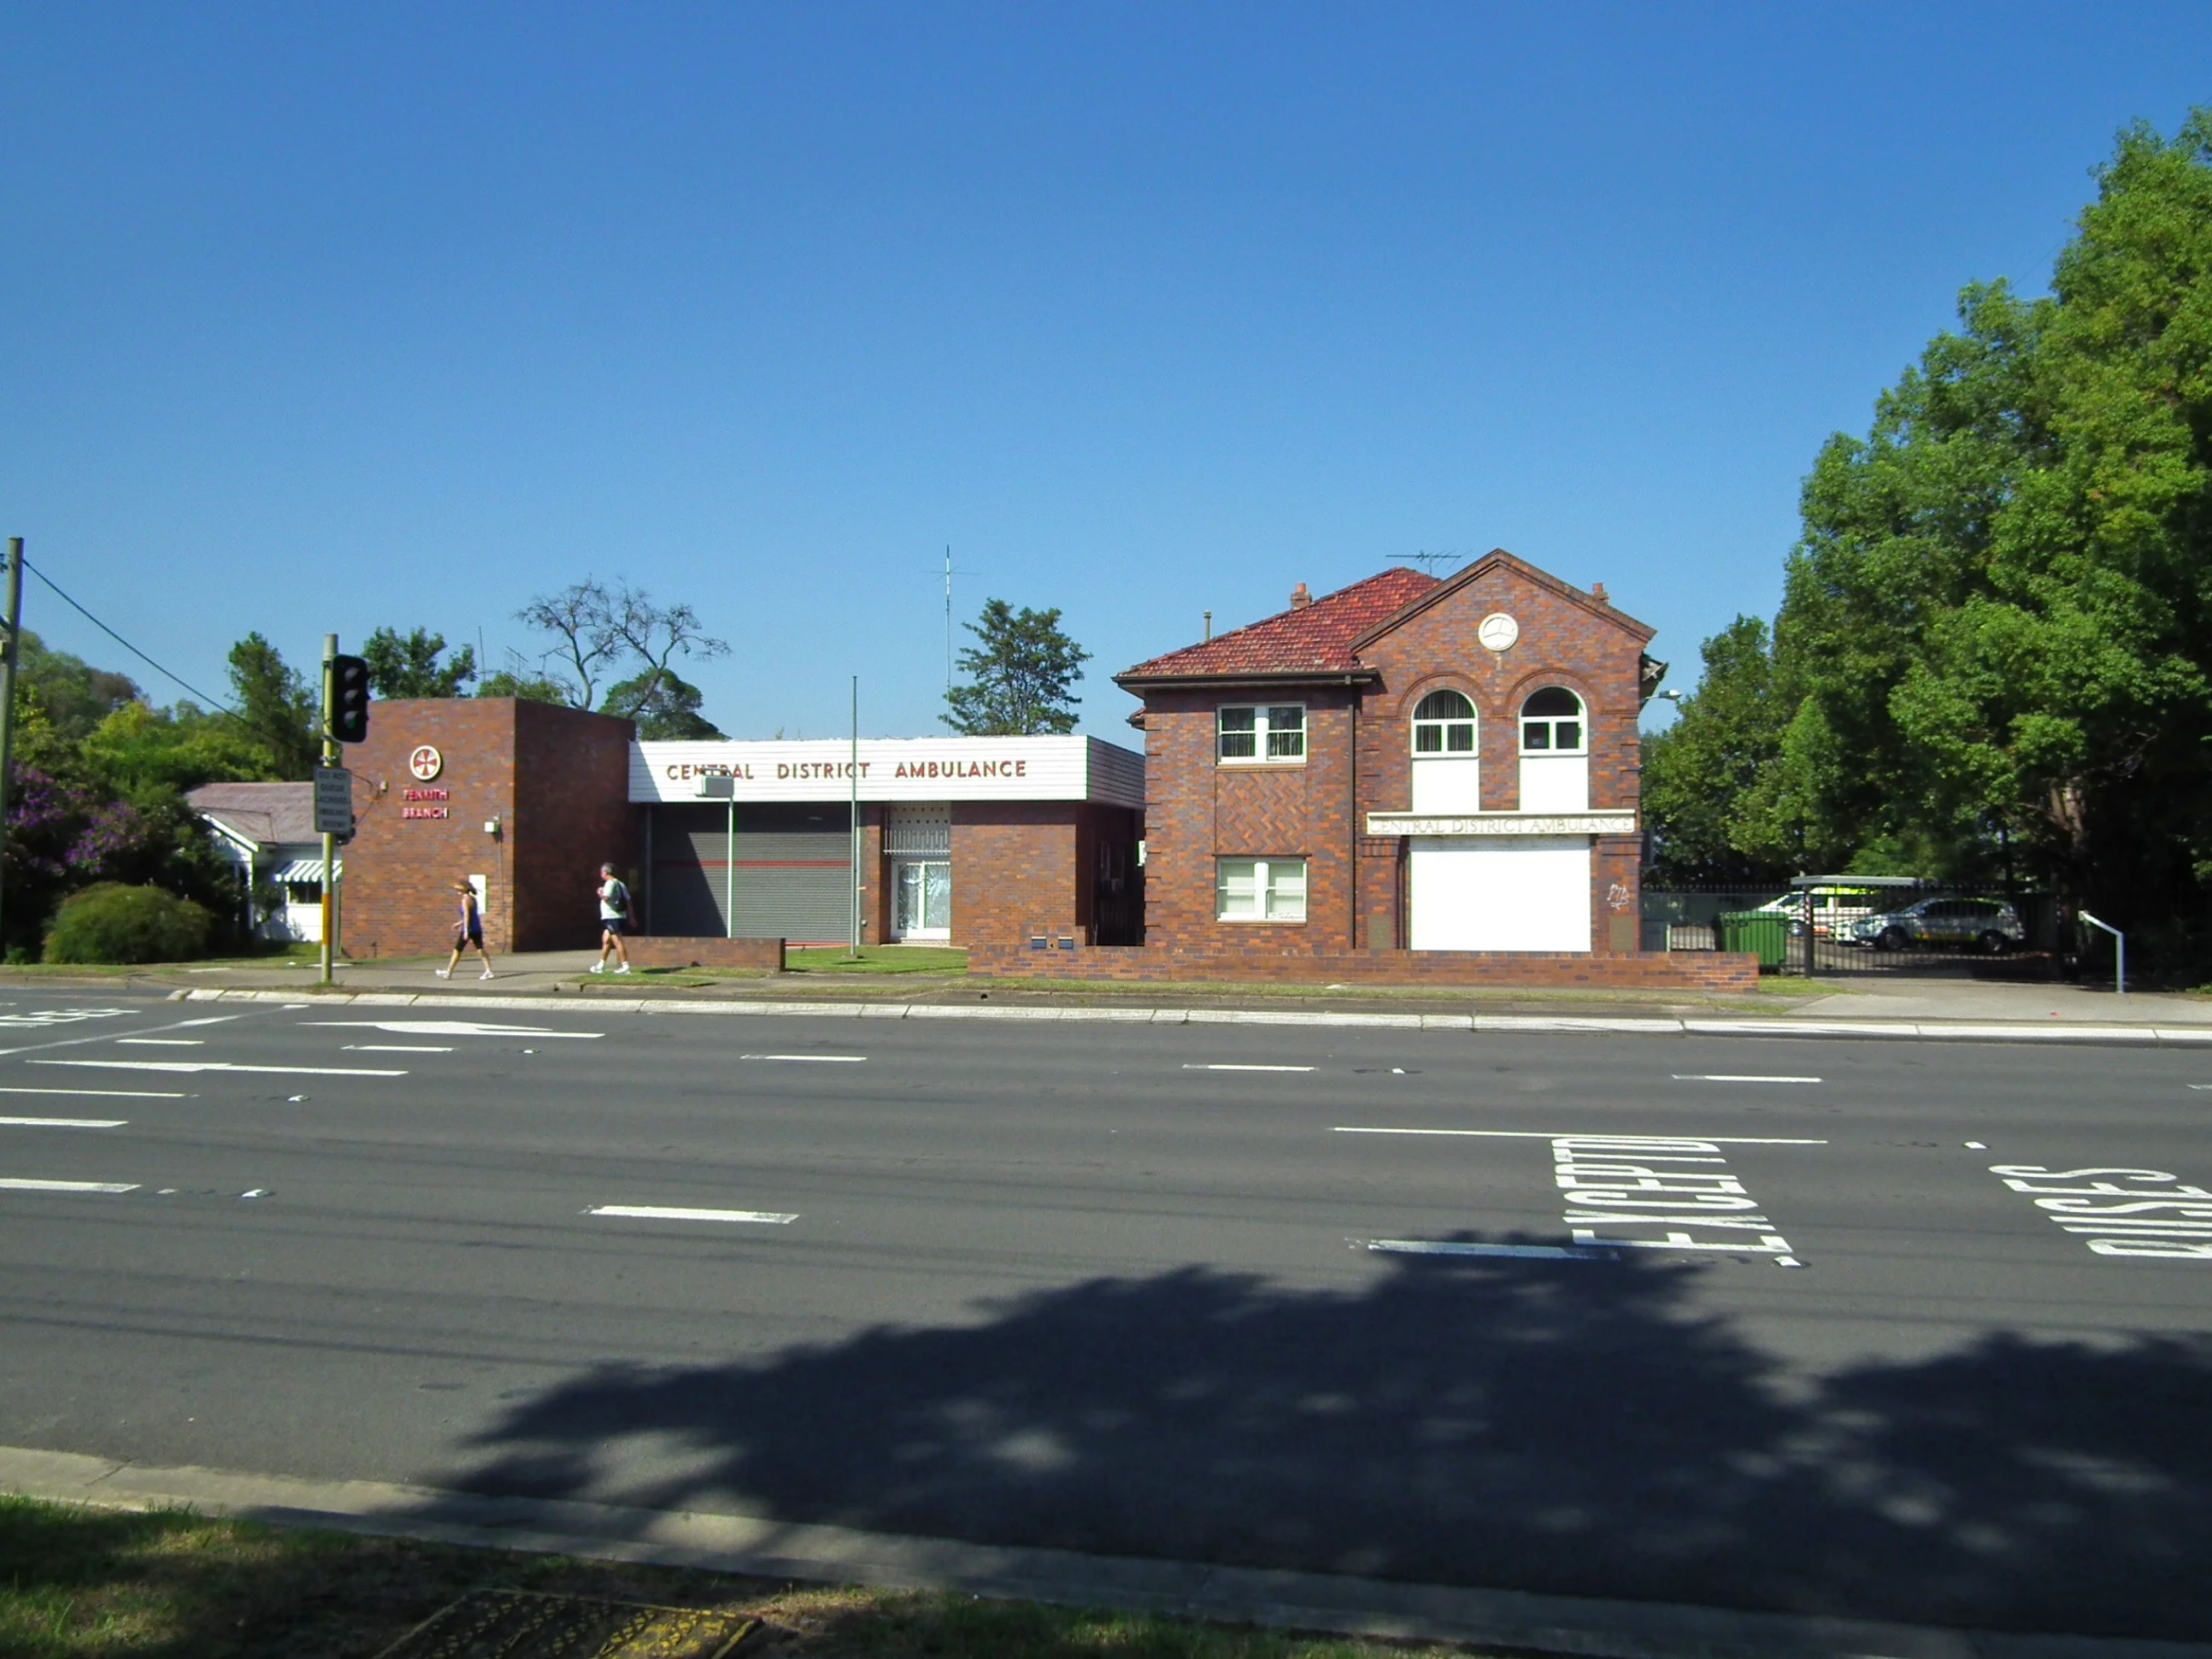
[{"left": 1115, "top": 549, "right": 1663, "bottom": 958}]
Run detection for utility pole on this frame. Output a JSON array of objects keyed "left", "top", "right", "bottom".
[
  {"left": 944, "top": 546, "right": 954, "bottom": 697},
  {"left": 318, "top": 635, "right": 338, "bottom": 986},
  {"left": 847, "top": 675, "right": 861, "bottom": 959},
  {"left": 0, "top": 539, "right": 23, "bottom": 953}
]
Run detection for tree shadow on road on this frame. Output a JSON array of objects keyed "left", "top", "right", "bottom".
[{"left": 415, "top": 1247, "right": 2212, "bottom": 1641}]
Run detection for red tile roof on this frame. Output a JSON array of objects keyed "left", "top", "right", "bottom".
[{"left": 1118, "top": 567, "right": 1439, "bottom": 682}]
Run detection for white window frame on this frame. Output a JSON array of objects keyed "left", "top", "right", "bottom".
[
  {"left": 1216, "top": 856, "right": 1309, "bottom": 922},
  {"left": 1518, "top": 688, "right": 1587, "bottom": 756},
  {"left": 1218, "top": 704, "right": 1307, "bottom": 765},
  {"left": 1411, "top": 689, "right": 1478, "bottom": 756}
]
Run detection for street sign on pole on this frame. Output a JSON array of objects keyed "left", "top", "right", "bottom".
[{"left": 313, "top": 767, "right": 354, "bottom": 838}]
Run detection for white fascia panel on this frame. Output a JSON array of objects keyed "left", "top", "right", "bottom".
[
  {"left": 1368, "top": 812, "right": 1636, "bottom": 836},
  {"left": 633, "top": 736, "right": 1145, "bottom": 806}
]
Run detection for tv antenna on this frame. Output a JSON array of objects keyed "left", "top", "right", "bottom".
[{"left": 1407, "top": 549, "right": 1459, "bottom": 575}]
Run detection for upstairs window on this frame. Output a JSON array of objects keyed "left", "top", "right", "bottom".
[
  {"left": 1411, "top": 689, "right": 1476, "bottom": 755},
  {"left": 1218, "top": 704, "right": 1306, "bottom": 763},
  {"left": 1519, "top": 687, "right": 1586, "bottom": 755}
]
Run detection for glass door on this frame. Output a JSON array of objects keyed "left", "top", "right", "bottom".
[{"left": 893, "top": 859, "right": 953, "bottom": 940}]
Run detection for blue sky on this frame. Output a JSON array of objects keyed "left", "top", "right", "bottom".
[{"left": 3, "top": 3, "right": 2207, "bottom": 743}]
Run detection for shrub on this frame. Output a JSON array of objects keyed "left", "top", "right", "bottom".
[{"left": 43, "top": 882, "right": 215, "bottom": 964}]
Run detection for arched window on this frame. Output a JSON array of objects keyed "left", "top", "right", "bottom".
[
  {"left": 1411, "top": 689, "right": 1476, "bottom": 755},
  {"left": 1519, "top": 687, "right": 1585, "bottom": 755}
]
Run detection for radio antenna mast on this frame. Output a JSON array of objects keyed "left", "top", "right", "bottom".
[
  {"left": 1408, "top": 549, "right": 1458, "bottom": 576},
  {"left": 934, "top": 546, "right": 978, "bottom": 696}
]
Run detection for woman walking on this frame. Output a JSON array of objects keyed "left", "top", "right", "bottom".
[{"left": 437, "top": 878, "right": 495, "bottom": 980}]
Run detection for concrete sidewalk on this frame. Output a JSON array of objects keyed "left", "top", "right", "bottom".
[{"left": 152, "top": 950, "right": 2201, "bottom": 1015}]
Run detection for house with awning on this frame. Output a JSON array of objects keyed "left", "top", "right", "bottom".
[{"left": 187, "top": 782, "right": 333, "bottom": 942}]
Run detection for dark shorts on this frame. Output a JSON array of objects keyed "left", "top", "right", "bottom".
[
  {"left": 463, "top": 928, "right": 484, "bottom": 947},
  {"left": 601, "top": 916, "right": 627, "bottom": 935}
]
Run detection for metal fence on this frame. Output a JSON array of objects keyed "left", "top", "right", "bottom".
[{"left": 1642, "top": 880, "right": 2062, "bottom": 976}]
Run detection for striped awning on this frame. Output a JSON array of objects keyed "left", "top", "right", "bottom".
[{"left": 270, "top": 857, "right": 340, "bottom": 884}]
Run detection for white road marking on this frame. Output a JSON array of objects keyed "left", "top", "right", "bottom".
[
  {"left": 1554, "top": 1136, "right": 1799, "bottom": 1258},
  {"left": 343, "top": 1044, "right": 453, "bottom": 1052},
  {"left": 1358, "top": 1238, "right": 1608, "bottom": 1261},
  {"left": 169, "top": 1017, "right": 243, "bottom": 1028},
  {"left": 1989, "top": 1164, "right": 2212, "bottom": 1261},
  {"left": 301, "top": 1021, "right": 601, "bottom": 1039},
  {"left": 1184, "top": 1063, "right": 1316, "bottom": 1072},
  {"left": 34, "top": 1060, "right": 407, "bottom": 1077},
  {"left": 588, "top": 1205, "right": 798, "bottom": 1224},
  {"left": 0, "top": 1086, "right": 188, "bottom": 1099},
  {"left": 1334, "top": 1127, "right": 1829, "bottom": 1145},
  {"left": 2189, "top": 1084, "right": 2212, "bottom": 1091},
  {"left": 738, "top": 1054, "right": 865, "bottom": 1063},
  {"left": 1673, "top": 1074, "right": 1822, "bottom": 1084},
  {"left": 0, "top": 1116, "right": 126, "bottom": 1129},
  {"left": 0, "top": 1177, "right": 138, "bottom": 1194},
  {"left": 116, "top": 1038, "right": 205, "bottom": 1046},
  {"left": 0, "top": 1008, "right": 135, "bottom": 1029},
  {"left": 0, "top": 1011, "right": 243, "bottom": 1059}
]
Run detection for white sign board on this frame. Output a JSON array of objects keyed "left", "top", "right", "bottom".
[
  {"left": 630, "top": 735, "right": 1143, "bottom": 808},
  {"left": 312, "top": 767, "right": 354, "bottom": 837}
]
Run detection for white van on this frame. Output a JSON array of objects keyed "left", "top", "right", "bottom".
[{"left": 1755, "top": 885, "right": 1884, "bottom": 940}]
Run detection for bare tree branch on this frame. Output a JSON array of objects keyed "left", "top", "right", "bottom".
[
  {"left": 514, "top": 579, "right": 620, "bottom": 710},
  {"left": 601, "top": 582, "right": 730, "bottom": 714}
]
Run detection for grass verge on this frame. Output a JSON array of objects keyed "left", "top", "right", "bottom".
[
  {"left": 785, "top": 946, "right": 969, "bottom": 975},
  {"left": 0, "top": 1494, "right": 1483, "bottom": 1659}
]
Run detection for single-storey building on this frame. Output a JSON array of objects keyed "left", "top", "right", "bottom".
[
  {"left": 310, "top": 697, "right": 1143, "bottom": 959},
  {"left": 186, "top": 781, "right": 334, "bottom": 942}
]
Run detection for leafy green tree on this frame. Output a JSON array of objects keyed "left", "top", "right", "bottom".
[
  {"left": 601, "top": 668, "right": 726, "bottom": 739},
  {"left": 1654, "top": 111, "right": 2212, "bottom": 958},
  {"left": 16, "top": 632, "right": 140, "bottom": 743},
  {"left": 477, "top": 668, "right": 569, "bottom": 704},
  {"left": 1640, "top": 618, "right": 1792, "bottom": 883},
  {"left": 361, "top": 627, "right": 477, "bottom": 699},
  {"left": 226, "top": 633, "right": 319, "bottom": 780},
  {"left": 941, "top": 599, "right": 1090, "bottom": 736}
]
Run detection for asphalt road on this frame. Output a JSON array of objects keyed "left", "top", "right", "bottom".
[{"left": 2, "top": 985, "right": 2208, "bottom": 1640}]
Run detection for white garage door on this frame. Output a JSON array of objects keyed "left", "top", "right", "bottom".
[{"left": 1408, "top": 835, "right": 1591, "bottom": 952}]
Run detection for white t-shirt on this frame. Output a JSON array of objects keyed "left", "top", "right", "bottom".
[{"left": 599, "top": 877, "right": 629, "bottom": 920}]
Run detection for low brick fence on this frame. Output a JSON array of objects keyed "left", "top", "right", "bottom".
[
  {"left": 624, "top": 936, "right": 786, "bottom": 972},
  {"left": 968, "top": 942, "right": 1759, "bottom": 992}
]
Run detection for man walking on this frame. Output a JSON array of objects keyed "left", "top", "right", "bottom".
[{"left": 592, "top": 862, "right": 633, "bottom": 975}]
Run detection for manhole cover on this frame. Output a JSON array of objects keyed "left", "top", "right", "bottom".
[{"left": 376, "top": 1589, "right": 756, "bottom": 1659}]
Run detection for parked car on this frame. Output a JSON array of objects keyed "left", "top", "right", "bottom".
[
  {"left": 1848, "top": 896, "right": 2024, "bottom": 953},
  {"left": 1755, "top": 885, "right": 1884, "bottom": 938}
]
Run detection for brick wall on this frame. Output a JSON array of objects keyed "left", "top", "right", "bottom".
[
  {"left": 341, "top": 699, "right": 634, "bottom": 959},
  {"left": 949, "top": 802, "right": 1141, "bottom": 947},
  {"left": 968, "top": 942, "right": 1759, "bottom": 992},
  {"left": 512, "top": 700, "right": 640, "bottom": 949},
  {"left": 624, "top": 936, "right": 785, "bottom": 970}
]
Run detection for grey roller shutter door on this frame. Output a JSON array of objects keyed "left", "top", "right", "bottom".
[{"left": 649, "top": 805, "right": 853, "bottom": 943}]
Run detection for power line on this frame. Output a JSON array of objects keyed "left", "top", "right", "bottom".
[{"left": 18, "top": 553, "right": 242, "bottom": 718}]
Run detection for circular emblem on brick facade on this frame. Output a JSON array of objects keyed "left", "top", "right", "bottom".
[
  {"left": 408, "top": 745, "right": 444, "bottom": 782},
  {"left": 1477, "top": 612, "right": 1520, "bottom": 652}
]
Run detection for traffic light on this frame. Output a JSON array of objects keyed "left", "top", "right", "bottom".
[{"left": 330, "top": 654, "right": 370, "bottom": 745}]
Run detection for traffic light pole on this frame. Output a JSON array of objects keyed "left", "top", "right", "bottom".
[
  {"left": 319, "top": 634, "right": 338, "bottom": 986},
  {"left": 0, "top": 540, "right": 23, "bottom": 955}
]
